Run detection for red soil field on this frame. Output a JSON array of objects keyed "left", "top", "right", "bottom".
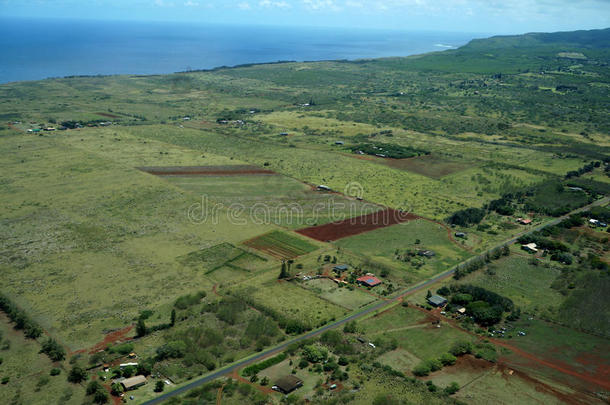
[
  {"left": 138, "top": 165, "right": 276, "bottom": 176},
  {"left": 296, "top": 208, "right": 418, "bottom": 242}
]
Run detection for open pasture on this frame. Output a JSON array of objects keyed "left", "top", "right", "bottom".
[
  {"left": 301, "top": 278, "right": 377, "bottom": 310},
  {"left": 336, "top": 219, "right": 472, "bottom": 279},
  {"left": 456, "top": 255, "right": 564, "bottom": 314},
  {"left": 383, "top": 154, "right": 471, "bottom": 179}
]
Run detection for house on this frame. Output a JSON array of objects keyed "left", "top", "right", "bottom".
[
  {"left": 317, "top": 185, "right": 331, "bottom": 191},
  {"left": 522, "top": 243, "right": 538, "bottom": 253},
  {"left": 428, "top": 295, "right": 448, "bottom": 307},
  {"left": 121, "top": 375, "right": 147, "bottom": 391},
  {"left": 589, "top": 219, "right": 600, "bottom": 226},
  {"left": 273, "top": 375, "right": 303, "bottom": 394},
  {"left": 356, "top": 275, "right": 382, "bottom": 288},
  {"left": 119, "top": 362, "right": 138, "bottom": 369},
  {"left": 455, "top": 232, "right": 467, "bottom": 238},
  {"left": 333, "top": 264, "right": 348, "bottom": 272},
  {"left": 517, "top": 218, "right": 532, "bottom": 225},
  {"left": 418, "top": 250, "right": 436, "bottom": 258}
]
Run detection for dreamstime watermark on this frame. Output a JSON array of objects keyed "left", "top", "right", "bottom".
[{"left": 187, "top": 182, "right": 413, "bottom": 227}]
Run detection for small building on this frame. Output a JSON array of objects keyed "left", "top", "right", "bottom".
[
  {"left": 280, "top": 132, "right": 289, "bottom": 136},
  {"left": 333, "top": 264, "right": 348, "bottom": 272},
  {"left": 119, "top": 362, "right": 138, "bottom": 369},
  {"left": 273, "top": 375, "right": 303, "bottom": 394},
  {"left": 335, "top": 141, "right": 345, "bottom": 145},
  {"left": 121, "top": 375, "right": 147, "bottom": 391},
  {"left": 418, "top": 250, "right": 436, "bottom": 258},
  {"left": 517, "top": 218, "right": 532, "bottom": 225},
  {"left": 589, "top": 219, "right": 600, "bottom": 226},
  {"left": 428, "top": 295, "right": 448, "bottom": 307},
  {"left": 455, "top": 232, "right": 466, "bottom": 238},
  {"left": 522, "top": 243, "right": 538, "bottom": 253},
  {"left": 356, "top": 275, "right": 382, "bottom": 288},
  {"left": 317, "top": 185, "right": 331, "bottom": 191},
  {"left": 357, "top": 337, "right": 366, "bottom": 343},
  {"left": 456, "top": 307, "right": 466, "bottom": 314}
]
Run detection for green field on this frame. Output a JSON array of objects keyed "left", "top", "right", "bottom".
[
  {"left": 336, "top": 219, "right": 472, "bottom": 280},
  {"left": 1, "top": 27, "right": 609, "bottom": 405},
  {"left": 456, "top": 255, "right": 564, "bottom": 314},
  {"left": 244, "top": 230, "right": 320, "bottom": 259}
]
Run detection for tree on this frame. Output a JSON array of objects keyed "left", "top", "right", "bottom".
[
  {"left": 426, "top": 290, "right": 432, "bottom": 299},
  {"left": 136, "top": 317, "right": 147, "bottom": 338},
  {"left": 93, "top": 389, "right": 109, "bottom": 404},
  {"left": 40, "top": 338, "right": 66, "bottom": 361},
  {"left": 260, "top": 376, "right": 270, "bottom": 386},
  {"left": 86, "top": 380, "right": 104, "bottom": 395},
  {"left": 111, "top": 382, "right": 124, "bottom": 396},
  {"left": 279, "top": 261, "right": 289, "bottom": 279},
  {"left": 170, "top": 309, "right": 176, "bottom": 327},
  {"left": 155, "top": 380, "right": 165, "bottom": 392},
  {"left": 67, "top": 365, "right": 88, "bottom": 383},
  {"left": 444, "top": 382, "right": 460, "bottom": 395}
]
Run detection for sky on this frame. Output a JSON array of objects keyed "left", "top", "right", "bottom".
[{"left": 1, "top": 0, "right": 609, "bottom": 34}]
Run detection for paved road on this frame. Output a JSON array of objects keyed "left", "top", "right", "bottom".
[{"left": 142, "top": 196, "right": 608, "bottom": 405}]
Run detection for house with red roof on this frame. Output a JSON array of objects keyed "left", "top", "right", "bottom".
[{"left": 356, "top": 275, "right": 382, "bottom": 288}]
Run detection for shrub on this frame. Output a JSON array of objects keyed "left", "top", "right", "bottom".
[
  {"left": 449, "top": 341, "right": 473, "bottom": 356},
  {"left": 50, "top": 368, "right": 61, "bottom": 376},
  {"left": 155, "top": 380, "right": 165, "bottom": 392},
  {"left": 242, "top": 353, "right": 287, "bottom": 377},
  {"left": 40, "top": 338, "right": 66, "bottom": 362},
  {"left": 444, "top": 382, "right": 460, "bottom": 395},
  {"left": 439, "top": 353, "right": 457, "bottom": 366},
  {"left": 67, "top": 366, "right": 88, "bottom": 383}
]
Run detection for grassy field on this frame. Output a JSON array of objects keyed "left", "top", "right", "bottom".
[
  {"left": 301, "top": 278, "right": 377, "bottom": 310},
  {"left": 456, "top": 255, "right": 564, "bottom": 314},
  {"left": 0, "top": 315, "right": 86, "bottom": 405},
  {"left": 1, "top": 28, "right": 608, "bottom": 405},
  {"left": 336, "top": 219, "right": 472, "bottom": 280}
]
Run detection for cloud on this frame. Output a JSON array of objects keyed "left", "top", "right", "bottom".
[
  {"left": 259, "top": 0, "right": 291, "bottom": 8},
  {"left": 238, "top": 1, "right": 251, "bottom": 10},
  {"left": 184, "top": 0, "right": 199, "bottom": 6}
]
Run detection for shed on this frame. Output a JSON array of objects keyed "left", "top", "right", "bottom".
[
  {"left": 121, "top": 375, "right": 147, "bottom": 391},
  {"left": 273, "top": 375, "right": 303, "bottom": 394},
  {"left": 428, "top": 295, "right": 448, "bottom": 307},
  {"left": 455, "top": 232, "right": 466, "bottom": 238},
  {"left": 517, "top": 218, "right": 532, "bottom": 225},
  {"left": 356, "top": 275, "right": 382, "bottom": 288},
  {"left": 522, "top": 243, "right": 538, "bottom": 253},
  {"left": 418, "top": 250, "right": 436, "bottom": 258},
  {"left": 317, "top": 185, "right": 331, "bottom": 191},
  {"left": 333, "top": 264, "right": 348, "bottom": 271}
]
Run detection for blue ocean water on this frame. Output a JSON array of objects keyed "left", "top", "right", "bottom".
[{"left": 0, "top": 18, "right": 481, "bottom": 84}]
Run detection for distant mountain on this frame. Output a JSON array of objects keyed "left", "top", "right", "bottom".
[
  {"left": 462, "top": 28, "right": 610, "bottom": 51},
  {"left": 396, "top": 28, "right": 610, "bottom": 73}
]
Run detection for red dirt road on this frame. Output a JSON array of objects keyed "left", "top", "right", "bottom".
[
  {"left": 296, "top": 208, "right": 418, "bottom": 241},
  {"left": 70, "top": 325, "right": 134, "bottom": 356}
]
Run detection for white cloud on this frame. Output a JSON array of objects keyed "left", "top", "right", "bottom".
[
  {"left": 184, "top": 0, "right": 199, "bottom": 6},
  {"left": 259, "top": 0, "right": 291, "bottom": 8},
  {"left": 238, "top": 1, "right": 251, "bottom": 9}
]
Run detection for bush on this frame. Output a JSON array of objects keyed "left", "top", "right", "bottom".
[
  {"left": 108, "top": 342, "right": 134, "bottom": 355},
  {"left": 302, "top": 345, "right": 328, "bottom": 363},
  {"left": 242, "top": 353, "right": 287, "bottom": 377},
  {"left": 50, "top": 368, "right": 61, "bottom": 376},
  {"left": 40, "top": 338, "right": 66, "bottom": 362},
  {"left": 67, "top": 366, "right": 88, "bottom": 383},
  {"left": 439, "top": 353, "right": 457, "bottom": 366},
  {"left": 174, "top": 291, "right": 207, "bottom": 310},
  {"left": 155, "top": 380, "right": 165, "bottom": 392},
  {"left": 86, "top": 380, "right": 104, "bottom": 395},
  {"left": 444, "top": 382, "right": 460, "bottom": 395},
  {"left": 449, "top": 341, "right": 473, "bottom": 356},
  {"left": 156, "top": 340, "right": 187, "bottom": 360}
]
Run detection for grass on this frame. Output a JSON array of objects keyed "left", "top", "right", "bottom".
[
  {"left": 336, "top": 219, "right": 472, "bottom": 281},
  {"left": 0, "top": 315, "right": 86, "bottom": 405},
  {"left": 456, "top": 255, "right": 564, "bottom": 313},
  {"left": 232, "top": 277, "right": 347, "bottom": 330},
  {"left": 301, "top": 278, "right": 377, "bottom": 310}
]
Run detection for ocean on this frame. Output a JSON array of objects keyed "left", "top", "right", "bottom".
[{"left": 0, "top": 18, "right": 481, "bottom": 84}]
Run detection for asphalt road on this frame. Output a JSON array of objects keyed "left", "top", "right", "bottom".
[{"left": 142, "top": 196, "right": 608, "bottom": 405}]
